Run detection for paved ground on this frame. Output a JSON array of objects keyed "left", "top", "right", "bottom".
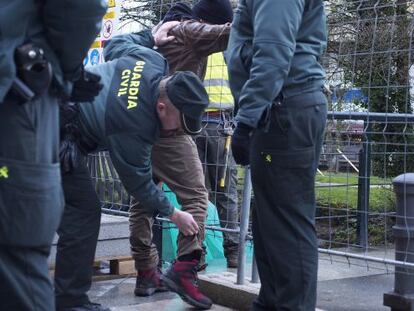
[
  {"left": 82, "top": 215, "right": 399, "bottom": 310},
  {"left": 318, "top": 273, "right": 393, "bottom": 311},
  {"left": 89, "top": 277, "right": 234, "bottom": 310},
  {"left": 316, "top": 249, "right": 395, "bottom": 310},
  {"left": 89, "top": 273, "right": 392, "bottom": 311},
  {"left": 90, "top": 251, "right": 396, "bottom": 311}
]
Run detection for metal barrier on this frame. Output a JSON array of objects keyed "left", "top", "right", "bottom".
[
  {"left": 87, "top": 0, "right": 414, "bottom": 300},
  {"left": 89, "top": 110, "right": 414, "bottom": 282}
]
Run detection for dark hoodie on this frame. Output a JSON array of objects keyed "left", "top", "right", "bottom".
[{"left": 163, "top": 2, "right": 194, "bottom": 22}]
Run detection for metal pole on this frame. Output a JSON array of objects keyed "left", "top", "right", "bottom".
[
  {"left": 156, "top": 217, "right": 241, "bottom": 234},
  {"left": 384, "top": 173, "right": 414, "bottom": 310},
  {"left": 251, "top": 253, "right": 260, "bottom": 283},
  {"left": 357, "top": 121, "right": 371, "bottom": 250},
  {"left": 237, "top": 167, "right": 253, "bottom": 285},
  {"left": 318, "top": 248, "right": 414, "bottom": 269}
]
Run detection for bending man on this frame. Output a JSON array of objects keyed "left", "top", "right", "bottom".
[{"left": 104, "top": 1, "right": 234, "bottom": 308}]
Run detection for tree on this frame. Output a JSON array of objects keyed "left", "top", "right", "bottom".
[
  {"left": 324, "top": 0, "right": 414, "bottom": 177},
  {"left": 120, "top": 0, "right": 239, "bottom": 29},
  {"left": 120, "top": 0, "right": 185, "bottom": 29}
]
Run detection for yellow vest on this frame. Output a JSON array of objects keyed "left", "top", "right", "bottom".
[{"left": 204, "top": 52, "right": 234, "bottom": 112}]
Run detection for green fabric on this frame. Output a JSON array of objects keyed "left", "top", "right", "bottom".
[{"left": 162, "top": 187, "right": 225, "bottom": 261}]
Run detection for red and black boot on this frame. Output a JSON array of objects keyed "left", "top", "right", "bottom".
[
  {"left": 162, "top": 260, "right": 213, "bottom": 309},
  {"left": 134, "top": 268, "right": 168, "bottom": 296}
]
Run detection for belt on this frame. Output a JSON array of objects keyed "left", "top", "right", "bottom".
[
  {"left": 274, "top": 91, "right": 327, "bottom": 109},
  {"left": 279, "top": 80, "right": 325, "bottom": 100}
]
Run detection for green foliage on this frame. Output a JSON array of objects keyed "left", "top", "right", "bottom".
[
  {"left": 315, "top": 173, "right": 395, "bottom": 247},
  {"left": 316, "top": 172, "right": 395, "bottom": 212},
  {"left": 326, "top": 0, "right": 414, "bottom": 177},
  {"left": 316, "top": 172, "right": 391, "bottom": 185},
  {"left": 316, "top": 184, "right": 395, "bottom": 212}
]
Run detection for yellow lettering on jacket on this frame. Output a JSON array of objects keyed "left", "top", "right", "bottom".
[{"left": 117, "top": 61, "right": 146, "bottom": 109}]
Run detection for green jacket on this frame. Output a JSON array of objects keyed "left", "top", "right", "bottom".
[
  {"left": 227, "top": 0, "right": 327, "bottom": 128},
  {"left": 0, "top": 0, "right": 107, "bottom": 103},
  {"left": 78, "top": 39, "right": 174, "bottom": 217}
]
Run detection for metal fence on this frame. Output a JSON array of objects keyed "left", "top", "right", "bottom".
[
  {"left": 317, "top": 0, "right": 414, "bottom": 274},
  {"left": 87, "top": 0, "right": 414, "bottom": 292}
]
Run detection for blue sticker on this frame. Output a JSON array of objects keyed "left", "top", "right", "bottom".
[
  {"left": 83, "top": 53, "right": 89, "bottom": 66},
  {"left": 90, "top": 49, "right": 100, "bottom": 66}
]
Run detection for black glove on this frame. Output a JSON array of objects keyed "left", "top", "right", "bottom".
[
  {"left": 231, "top": 123, "right": 253, "bottom": 166},
  {"left": 69, "top": 69, "right": 103, "bottom": 102},
  {"left": 59, "top": 130, "right": 79, "bottom": 173}
]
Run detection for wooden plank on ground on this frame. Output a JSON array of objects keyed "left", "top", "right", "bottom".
[{"left": 109, "top": 258, "right": 136, "bottom": 276}]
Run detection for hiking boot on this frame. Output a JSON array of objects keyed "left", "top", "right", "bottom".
[
  {"left": 134, "top": 268, "right": 168, "bottom": 296},
  {"left": 162, "top": 260, "right": 212, "bottom": 309},
  {"left": 59, "top": 302, "right": 110, "bottom": 311},
  {"left": 225, "top": 249, "right": 239, "bottom": 268}
]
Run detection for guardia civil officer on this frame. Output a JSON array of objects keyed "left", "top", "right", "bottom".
[
  {"left": 228, "top": 0, "right": 328, "bottom": 310},
  {"left": 0, "top": 1, "right": 107, "bottom": 310},
  {"left": 54, "top": 27, "right": 209, "bottom": 310}
]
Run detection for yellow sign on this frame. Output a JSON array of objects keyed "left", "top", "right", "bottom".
[
  {"left": 90, "top": 41, "right": 101, "bottom": 49},
  {"left": 104, "top": 11, "right": 116, "bottom": 20},
  {"left": 108, "top": 0, "right": 116, "bottom": 8},
  {"left": 0, "top": 166, "right": 9, "bottom": 179},
  {"left": 265, "top": 154, "right": 272, "bottom": 163}
]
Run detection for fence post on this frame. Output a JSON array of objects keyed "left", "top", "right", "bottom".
[
  {"left": 384, "top": 173, "right": 414, "bottom": 311},
  {"left": 237, "top": 167, "right": 252, "bottom": 285},
  {"left": 357, "top": 121, "right": 371, "bottom": 249}
]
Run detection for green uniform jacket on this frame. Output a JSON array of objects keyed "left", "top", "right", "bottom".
[
  {"left": 227, "top": 0, "right": 327, "bottom": 128},
  {"left": 78, "top": 41, "right": 174, "bottom": 217},
  {"left": 0, "top": 0, "right": 107, "bottom": 103}
]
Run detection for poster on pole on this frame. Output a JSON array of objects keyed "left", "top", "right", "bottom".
[{"left": 84, "top": 0, "right": 121, "bottom": 67}]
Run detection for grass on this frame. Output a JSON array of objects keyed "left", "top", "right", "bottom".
[
  {"left": 316, "top": 171, "right": 395, "bottom": 213},
  {"left": 317, "top": 186, "right": 395, "bottom": 212},
  {"left": 236, "top": 169, "right": 396, "bottom": 246},
  {"left": 237, "top": 167, "right": 396, "bottom": 213},
  {"left": 316, "top": 172, "right": 396, "bottom": 246},
  {"left": 316, "top": 172, "right": 392, "bottom": 185}
]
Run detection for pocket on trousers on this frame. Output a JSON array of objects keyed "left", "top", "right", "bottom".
[
  {"left": 0, "top": 158, "right": 64, "bottom": 246},
  {"left": 262, "top": 147, "right": 314, "bottom": 168},
  {"left": 259, "top": 147, "right": 315, "bottom": 202}
]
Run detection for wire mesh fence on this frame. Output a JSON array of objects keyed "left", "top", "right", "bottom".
[
  {"left": 319, "top": 0, "right": 414, "bottom": 273},
  {"left": 86, "top": 0, "right": 414, "bottom": 283}
]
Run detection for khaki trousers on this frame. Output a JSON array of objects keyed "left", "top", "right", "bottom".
[{"left": 129, "top": 132, "right": 208, "bottom": 270}]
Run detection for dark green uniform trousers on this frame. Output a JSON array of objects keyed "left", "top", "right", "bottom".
[
  {"left": 0, "top": 93, "right": 63, "bottom": 311},
  {"left": 54, "top": 150, "right": 101, "bottom": 310},
  {"left": 250, "top": 91, "right": 327, "bottom": 311}
]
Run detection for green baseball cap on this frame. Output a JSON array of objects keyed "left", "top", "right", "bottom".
[{"left": 166, "top": 71, "right": 209, "bottom": 135}]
